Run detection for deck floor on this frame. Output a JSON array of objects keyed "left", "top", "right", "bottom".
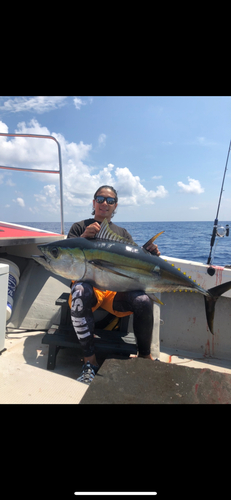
[
  {"left": 0, "top": 331, "right": 89, "bottom": 404},
  {"left": 81, "top": 357, "right": 231, "bottom": 404},
  {"left": 1, "top": 329, "right": 231, "bottom": 404}
]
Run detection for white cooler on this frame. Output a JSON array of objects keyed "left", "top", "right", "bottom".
[{"left": 0, "top": 263, "right": 9, "bottom": 352}]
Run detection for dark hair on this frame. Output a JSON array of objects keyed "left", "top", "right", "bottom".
[{"left": 92, "top": 185, "right": 118, "bottom": 217}]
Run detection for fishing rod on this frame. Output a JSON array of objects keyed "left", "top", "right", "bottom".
[{"left": 207, "top": 139, "right": 231, "bottom": 269}]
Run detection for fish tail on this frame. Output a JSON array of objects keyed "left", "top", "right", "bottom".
[{"left": 204, "top": 280, "right": 231, "bottom": 334}]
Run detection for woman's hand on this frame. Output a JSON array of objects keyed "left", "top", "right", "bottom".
[
  {"left": 145, "top": 243, "right": 161, "bottom": 256},
  {"left": 81, "top": 222, "right": 101, "bottom": 238}
]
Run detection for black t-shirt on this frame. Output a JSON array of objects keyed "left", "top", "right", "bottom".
[{"left": 67, "top": 218, "right": 135, "bottom": 244}]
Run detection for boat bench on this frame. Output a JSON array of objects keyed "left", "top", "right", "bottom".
[
  {"left": 42, "top": 292, "right": 161, "bottom": 370},
  {"left": 42, "top": 292, "right": 137, "bottom": 370}
]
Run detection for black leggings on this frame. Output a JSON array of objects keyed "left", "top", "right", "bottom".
[{"left": 70, "top": 282, "right": 153, "bottom": 357}]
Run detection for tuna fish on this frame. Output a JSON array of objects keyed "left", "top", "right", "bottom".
[{"left": 32, "top": 218, "right": 231, "bottom": 334}]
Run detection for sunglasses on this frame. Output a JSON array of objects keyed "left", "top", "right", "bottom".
[{"left": 95, "top": 196, "right": 116, "bottom": 205}]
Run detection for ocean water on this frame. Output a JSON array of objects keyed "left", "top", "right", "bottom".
[{"left": 20, "top": 220, "right": 231, "bottom": 267}]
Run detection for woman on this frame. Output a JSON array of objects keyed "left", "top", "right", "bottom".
[{"left": 68, "top": 185, "right": 161, "bottom": 384}]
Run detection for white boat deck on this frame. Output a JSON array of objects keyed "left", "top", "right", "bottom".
[
  {"left": 0, "top": 330, "right": 88, "bottom": 404},
  {"left": 1, "top": 329, "right": 231, "bottom": 404}
]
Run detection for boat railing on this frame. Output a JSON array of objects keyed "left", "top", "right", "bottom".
[{"left": 0, "top": 133, "right": 64, "bottom": 234}]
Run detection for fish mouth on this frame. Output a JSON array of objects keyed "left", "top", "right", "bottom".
[
  {"left": 32, "top": 254, "right": 50, "bottom": 264},
  {"left": 32, "top": 244, "right": 49, "bottom": 262},
  {"left": 32, "top": 254, "right": 46, "bottom": 260}
]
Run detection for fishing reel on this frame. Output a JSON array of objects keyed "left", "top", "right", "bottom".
[
  {"left": 207, "top": 223, "right": 229, "bottom": 274},
  {"left": 216, "top": 224, "right": 229, "bottom": 237}
]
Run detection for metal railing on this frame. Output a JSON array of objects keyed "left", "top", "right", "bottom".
[{"left": 0, "top": 133, "right": 64, "bottom": 234}]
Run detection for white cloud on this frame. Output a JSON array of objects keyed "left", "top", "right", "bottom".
[
  {"left": 73, "top": 97, "right": 87, "bottom": 110},
  {"left": 0, "top": 119, "right": 169, "bottom": 216},
  {"left": 0, "top": 120, "right": 8, "bottom": 133},
  {"left": 0, "top": 96, "right": 93, "bottom": 115},
  {"left": 190, "top": 206, "right": 199, "bottom": 210},
  {"left": 0, "top": 119, "right": 64, "bottom": 174},
  {"left": 152, "top": 175, "right": 162, "bottom": 179},
  {"left": 114, "top": 167, "right": 168, "bottom": 206},
  {"left": 34, "top": 185, "right": 60, "bottom": 213},
  {"left": 34, "top": 193, "right": 47, "bottom": 204},
  {"left": 6, "top": 178, "right": 15, "bottom": 186},
  {"left": 153, "top": 185, "right": 168, "bottom": 198},
  {"left": 98, "top": 133, "right": 107, "bottom": 147},
  {"left": 0, "top": 96, "right": 67, "bottom": 114},
  {"left": 13, "top": 197, "right": 25, "bottom": 207},
  {"left": 177, "top": 177, "right": 204, "bottom": 194},
  {"left": 74, "top": 97, "right": 93, "bottom": 109}
]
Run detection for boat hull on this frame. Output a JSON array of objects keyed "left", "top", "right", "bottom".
[{"left": 159, "top": 255, "right": 231, "bottom": 360}]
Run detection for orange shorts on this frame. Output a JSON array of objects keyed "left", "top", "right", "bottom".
[{"left": 68, "top": 282, "right": 132, "bottom": 318}]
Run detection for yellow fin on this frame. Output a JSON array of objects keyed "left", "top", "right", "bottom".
[
  {"left": 147, "top": 293, "right": 164, "bottom": 305},
  {"left": 143, "top": 231, "right": 165, "bottom": 249}
]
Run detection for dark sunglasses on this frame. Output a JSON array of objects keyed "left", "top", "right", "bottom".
[{"left": 95, "top": 196, "right": 116, "bottom": 205}]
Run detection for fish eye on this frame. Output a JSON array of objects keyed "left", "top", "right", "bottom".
[{"left": 51, "top": 247, "right": 59, "bottom": 258}]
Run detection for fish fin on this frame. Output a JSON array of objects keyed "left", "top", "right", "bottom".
[
  {"left": 147, "top": 293, "right": 164, "bottom": 305},
  {"left": 204, "top": 280, "right": 231, "bottom": 334},
  {"left": 89, "top": 260, "right": 135, "bottom": 279},
  {"left": 143, "top": 231, "right": 165, "bottom": 249},
  {"left": 96, "top": 218, "right": 138, "bottom": 246}
]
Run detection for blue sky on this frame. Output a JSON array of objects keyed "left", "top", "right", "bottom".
[{"left": 0, "top": 95, "right": 231, "bottom": 223}]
